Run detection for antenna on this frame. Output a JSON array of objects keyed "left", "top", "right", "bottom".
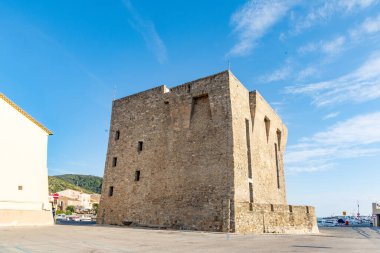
[
  {"left": 357, "top": 200, "right": 360, "bottom": 217},
  {"left": 228, "top": 60, "right": 231, "bottom": 71}
]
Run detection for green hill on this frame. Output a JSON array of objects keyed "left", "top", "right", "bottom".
[
  {"left": 48, "top": 174, "right": 103, "bottom": 194},
  {"left": 48, "top": 176, "right": 92, "bottom": 194}
]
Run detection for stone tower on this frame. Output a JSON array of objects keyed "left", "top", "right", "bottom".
[{"left": 98, "top": 71, "right": 318, "bottom": 233}]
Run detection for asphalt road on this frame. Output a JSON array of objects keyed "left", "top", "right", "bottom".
[{"left": 0, "top": 226, "right": 379, "bottom": 252}]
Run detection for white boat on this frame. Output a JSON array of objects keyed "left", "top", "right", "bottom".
[
  {"left": 319, "top": 218, "right": 338, "bottom": 227},
  {"left": 318, "top": 216, "right": 373, "bottom": 227}
]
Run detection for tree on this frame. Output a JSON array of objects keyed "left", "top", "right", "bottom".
[
  {"left": 92, "top": 203, "right": 99, "bottom": 215},
  {"left": 66, "top": 205, "right": 75, "bottom": 213}
]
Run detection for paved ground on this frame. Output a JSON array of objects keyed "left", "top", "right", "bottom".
[{"left": 0, "top": 225, "right": 379, "bottom": 252}]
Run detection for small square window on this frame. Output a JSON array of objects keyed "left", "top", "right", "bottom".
[
  {"left": 18, "top": 185, "right": 23, "bottom": 191},
  {"left": 109, "top": 186, "right": 114, "bottom": 197},
  {"left": 115, "top": 130, "right": 120, "bottom": 141},
  {"left": 135, "top": 170, "right": 141, "bottom": 181},
  {"left": 112, "top": 157, "right": 117, "bottom": 167}
]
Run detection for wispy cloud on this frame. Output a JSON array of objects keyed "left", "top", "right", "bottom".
[
  {"left": 261, "top": 62, "right": 319, "bottom": 83},
  {"left": 323, "top": 111, "right": 340, "bottom": 120},
  {"left": 285, "top": 52, "right": 380, "bottom": 106},
  {"left": 122, "top": 0, "right": 167, "bottom": 63},
  {"left": 228, "top": 0, "right": 295, "bottom": 56},
  {"left": 293, "top": 0, "right": 378, "bottom": 33},
  {"left": 341, "top": 0, "right": 379, "bottom": 10},
  {"left": 298, "top": 36, "right": 346, "bottom": 55},
  {"left": 299, "top": 12, "right": 380, "bottom": 57},
  {"left": 294, "top": 2, "right": 336, "bottom": 33},
  {"left": 286, "top": 162, "right": 334, "bottom": 174},
  {"left": 259, "top": 57, "right": 295, "bottom": 83},
  {"left": 293, "top": 12, "right": 380, "bottom": 85},
  {"left": 298, "top": 42, "right": 318, "bottom": 54},
  {"left": 296, "top": 66, "right": 318, "bottom": 81},
  {"left": 321, "top": 36, "right": 346, "bottom": 54},
  {"left": 350, "top": 13, "right": 380, "bottom": 38},
  {"left": 286, "top": 111, "right": 380, "bottom": 173},
  {"left": 260, "top": 65, "right": 291, "bottom": 83},
  {"left": 228, "top": 1, "right": 378, "bottom": 56}
]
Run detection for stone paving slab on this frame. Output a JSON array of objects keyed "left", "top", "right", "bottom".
[{"left": 0, "top": 226, "right": 379, "bottom": 252}]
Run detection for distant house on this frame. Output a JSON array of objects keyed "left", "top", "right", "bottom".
[
  {"left": 90, "top": 194, "right": 101, "bottom": 206},
  {"left": 0, "top": 93, "right": 53, "bottom": 226},
  {"left": 56, "top": 189, "right": 100, "bottom": 211}
]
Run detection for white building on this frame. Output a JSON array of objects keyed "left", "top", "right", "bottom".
[
  {"left": 373, "top": 203, "right": 380, "bottom": 227},
  {"left": 0, "top": 93, "right": 53, "bottom": 226},
  {"left": 56, "top": 189, "right": 93, "bottom": 210}
]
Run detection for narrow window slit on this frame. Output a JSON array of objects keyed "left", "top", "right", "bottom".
[
  {"left": 264, "top": 117, "right": 270, "bottom": 142},
  {"left": 112, "top": 157, "right": 117, "bottom": 167},
  {"left": 277, "top": 129, "right": 281, "bottom": 150},
  {"left": 249, "top": 182, "right": 254, "bottom": 203},
  {"left": 138, "top": 141, "right": 143, "bottom": 152},
  {"left": 135, "top": 170, "right": 141, "bottom": 181},
  {"left": 245, "top": 119, "right": 252, "bottom": 179},
  {"left": 275, "top": 143, "right": 280, "bottom": 189}
]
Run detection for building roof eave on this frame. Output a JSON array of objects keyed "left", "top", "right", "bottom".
[{"left": 0, "top": 93, "right": 53, "bottom": 135}]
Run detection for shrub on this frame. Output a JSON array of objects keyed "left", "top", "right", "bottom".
[
  {"left": 66, "top": 205, "right": 75, "bottom": 213},
  {"left": 92, "top": 203, "right": 99, "bottom": 214}
]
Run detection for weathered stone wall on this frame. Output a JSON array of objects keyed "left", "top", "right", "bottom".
[
  {"left": 228, "top": 71, "right": 286, "bottom": 209},
  {"left": 98, "top": 71, "right": 235, "bottom": 232},
  {"left": 98, "top": 70, "right": 317, "bottom": 234},
  {"left": 228, "top": 72, "right": 253, "bottom": 210},
  {"left": 235, "top": 202, "right": 318, "bottom": 234},
  {"left": 249, "top": 91, "right": 287, "bottom": 204}
]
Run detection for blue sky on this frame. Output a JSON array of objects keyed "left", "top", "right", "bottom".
[{"left": 1, "top": 0, "right": 380, "bottom": 217}]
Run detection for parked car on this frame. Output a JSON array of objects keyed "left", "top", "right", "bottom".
[
  {"left": 67, "top": 215, "right": 80, "bottom": 221},
  {"left": 80, "top": 216, "right": 92, "bottom": 221},
  {"left": 56, "top": 214, "right": 67, "bottom": 220},
  {"left": 322, "top": 219, "right": 338, "bottom": 227}
]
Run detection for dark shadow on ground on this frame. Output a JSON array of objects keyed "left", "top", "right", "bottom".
[
  {"left": 293, "top": 245, "right": 332, "bottom": 249},
  {"left": 55, "top": 220, "right": 96, "bottom": 226},
  {"left": 352, "top": 227, "right": 371, "bottom": 238},
  {"left": 369, "top": 227, "right": 380, "bottom": 236}
]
